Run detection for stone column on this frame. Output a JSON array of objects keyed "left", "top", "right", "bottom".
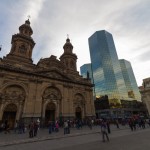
[
  {"left": 16, "top": 103, "right": 23, "bottom": 121},
  {"left": 0, "top": 103, "right": 4, "bottom": 120},
  {"left": 56, "top": 101, "right": 59, "bottom": 120}
]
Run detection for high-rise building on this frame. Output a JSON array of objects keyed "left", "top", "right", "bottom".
[
  {"left": 80, "top": 63, "right": 93, "bottom": 82},
  {"left": 88, "top": 30, "right": 129, "bottom": 103},
  {"left": 119, "top": 59, "right": 141, "bottom": 101},
  {"left": 80, "top": 63, "right": 95, "bottom": 98}
]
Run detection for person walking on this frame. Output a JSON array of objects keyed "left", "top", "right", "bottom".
[
  {"left": 64, "top": 120, "right": 68, "bottom": 134},
  {"left": 106, "top": 120, "right": 111, "bottom": 134},
  {"left": 55, "top": 121, "right": 59, "bottom": 132},
  {"left": 101, "top": 120, "right": 109, "bottom": 142},
  {"left": 29, "top": 121, "right": 34, "bottom": 138},
  {"left": 14, "top": 120, "right": 18, "bottom": 133},
  {"left": 48, "top": 121, "right": 53, "bottom": 134}
]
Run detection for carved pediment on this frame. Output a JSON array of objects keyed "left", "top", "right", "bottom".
[
  {"left": 43, "top": 71, "right": 63, "bottom": 78},
  {"left": 35, "top": 69, "right": 72, "bottom": 81},
  {"left": 37, "top": 55, "right": 65, "bottom": 71},
  {"left": 1, "top": 85, "right": 25, "bottom": 104},
  {"left": 73, "top": 93, "right": 85, "bottom": 106},
  {"left": 42, "top": 86, "right": 62, "bottom": 103}
]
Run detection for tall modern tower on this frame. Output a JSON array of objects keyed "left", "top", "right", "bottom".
[
  {"left": 119, "top": 59, "right": 141, "bottom": 101},
  {"left": 80, "top": 63, "right": 95, "bottom": 98},
  {"left": 88, "top": 30, "right": 129, "bottom": 102},
  {"left": 80, "top": 63, "right": 93, "bottom": 82}
]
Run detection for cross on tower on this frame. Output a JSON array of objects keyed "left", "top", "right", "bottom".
[{"left": 67, "top": 34, "right": 69, "bottom": 39}]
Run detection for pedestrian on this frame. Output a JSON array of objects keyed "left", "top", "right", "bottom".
[
  {"left": 67, "top": 120, "right": 71, "bottom": 134},
  {"left": 0, "top": 122, "right": 4, "bottom": 132},
  {"left": 34, "top": 121, "right": 38, "bottom": 136},
  {"left": 64, "top": 120, "right": 68, "bottom": 134},
  {"left": 106, "top": 120, "right": 111, "bottom": 134},
  {"left": 37, "top": 118, "right": 40, "bottom": 130},
  {"left": 29, "top": 121, "right": 34, "bottom": 138},
  {"left": 128, "top": 118, "right": 133, "bottom": 131},
  {"left": 4, "top": 120, "right": 10, "bottom": 134},
  {"left": 48, "top": 121, "right": 52, "bottom": 134},
  {"left": 115, "top": 119, "right": 119, "bottom": 129},
  {"left": 87, "top": 119, "right": 92, "bottom": 130},
  {"left": 101, "top": 120, "right": 109, "bottom": 142},
  {"left": 14, "top": 120, "right": 18, "bottom": 133},
  {"left": 55, "top": 121, "right": 59, "bottom": 132}
]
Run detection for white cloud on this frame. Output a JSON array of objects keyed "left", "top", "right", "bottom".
[{"left": 0, "top": 0, "right": 150, "bottom": 86}]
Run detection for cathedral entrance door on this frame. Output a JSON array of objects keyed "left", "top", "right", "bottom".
[
  {"left": 75, "top": 107, "right": 82, "bottom": 119},
  {"left": 2, "top": 104, "right": 17, "bottom": 129},
  {"left": 45, "top": 103, "right": 55, "bottom": 126}
]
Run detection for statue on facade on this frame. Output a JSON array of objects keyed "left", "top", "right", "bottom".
[{"left": 87, "top": 71, "right": 89, "bottom": 79}]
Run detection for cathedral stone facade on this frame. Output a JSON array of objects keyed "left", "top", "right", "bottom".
[
  {"left": 140, "top": 78, "right": 150, "bottom": 115},
  {"left": 0, "top": 20, "right": 95, "bottom": 127}
]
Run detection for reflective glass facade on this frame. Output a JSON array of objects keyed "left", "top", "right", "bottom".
[
  {"left": 80, "top": 63, "right": 95, "bottom": 97},
  {"left": 80, "top": 63, "right": 94, "bottom": 83},
  {"left": 88, "top": 30, "right": 129, "bottom": 101},
  {"left": 119, "top": 59, "right": 141, "bottom": 101}
]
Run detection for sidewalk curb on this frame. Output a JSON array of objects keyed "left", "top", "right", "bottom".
[
  {"left": 0, "top": 131, "right": 100, "bottom": 147},
  {"left": 0, "top": 127, "right": 130, "bottom": 147}
]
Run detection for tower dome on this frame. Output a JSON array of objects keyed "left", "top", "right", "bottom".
[
  {"left": 63, "top": 38, "right": 73, "bottom": 53},
  {"left": 19, "top": 19, "right": 33, "bottom": 36}
]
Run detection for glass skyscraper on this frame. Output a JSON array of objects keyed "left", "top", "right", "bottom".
[
  {"left": 119, "top": 59, "right": 141, "bottom": 101},
  {"left": 80, "top": 63, "right": 93, "bottom": 83},
  {"left": 88, "top": 30, "right": 129, "bottom": 102},
  {"left": 80, "top": 63, "right": 95, "bottom": 97}
]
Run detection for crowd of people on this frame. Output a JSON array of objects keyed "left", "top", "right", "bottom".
[{"left": 0, "top": 116, "right": 150, "bottom": 142}]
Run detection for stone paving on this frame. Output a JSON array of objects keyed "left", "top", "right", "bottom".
[
  {"left": 1, "top": 126, "right": 150, "bottom": 150},
  {"left": 0, "top": 124, "right": 130, "bottom": 147}
]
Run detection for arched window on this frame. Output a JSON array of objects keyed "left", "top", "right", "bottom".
[{"left": 19, "top": 45, "right": 26, "bottom": 54}]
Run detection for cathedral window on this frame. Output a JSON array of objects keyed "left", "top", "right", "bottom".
[
  {"left": 70, "top": 60, "right": 74, "bottom": 69},
  {"left": 19, "top": 45, "right": 26, "bottom": 54}
]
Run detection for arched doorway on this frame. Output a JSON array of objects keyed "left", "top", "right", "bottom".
[
  {"left": 2, "top": 104, "right": 17, "bottom": 129},
  {"left": 75, "top": 107, "right": 82, "bottom": 119},
  {"left": 42, "top": 86, "right": 62, "bottom": 126},
  {"left": 45, "top": 103, "right": 55, "bottom": 126}
]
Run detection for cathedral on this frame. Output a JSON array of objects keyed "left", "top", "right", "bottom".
[{"left": 0, "top": 19, "right": 95, "bottom": 128}]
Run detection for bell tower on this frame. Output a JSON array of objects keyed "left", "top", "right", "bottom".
[
  {"left": 3, "top": 19, "right": 35, "bottom": 66},
  {"left": 60, "top": 37, "right": 77, "bottom": 73}
]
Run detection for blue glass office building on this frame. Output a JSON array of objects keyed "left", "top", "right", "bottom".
[
  {"left": 80, "top": 63, "right": 93, "bottom": 83},
  {"left": 88, "top": 30, "right": 129, "bottom": 102},
  {"left": 119, "top": 59, "right": 141, "bottom": 101}
]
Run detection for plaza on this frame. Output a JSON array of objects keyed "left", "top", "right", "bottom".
[{"left": 0, "top": 124, "right": 150, "bottom": 150}]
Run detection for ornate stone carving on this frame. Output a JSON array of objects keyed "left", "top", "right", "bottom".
[
  {"left": 46, "top": 103, "right": 55, "bottom": 110},
  {"left": 42, "top": 87, "right": 61, "bottom": 102},
  {"left": 0, "top": 92, "right": 2, "bottom": 103},
  {"left": 1, "top": 85, "right": 25, "bottom": 103},
  {"left": 4, "top": 103, "right": 17, "bottom": 111},
  {"left": 74, "top": 94, "right": 85, "bottom": 107},
  {"left": 37, "top": 55, "right": 64, "bottom": 71},
  {"left": 19, "top": 44, "right": 27, "bottom": 54},
  {"left": 44, "top": 72, "right": 62, "bottom": 78}
]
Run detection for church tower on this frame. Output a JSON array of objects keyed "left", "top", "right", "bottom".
[
  {"left": 3, "top": 19, "right": 35, "bottom": 66},
  {"left": 60, "top": 38, "right": 78, "bottom": 73}
]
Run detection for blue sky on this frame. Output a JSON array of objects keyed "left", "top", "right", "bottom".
[{"left": 0, "top": 0, "right": 150, "bottom": 86}]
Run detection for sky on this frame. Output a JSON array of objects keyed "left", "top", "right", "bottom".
[{"left": 0, "top": 0, "right": 150, "bottom": 86}]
